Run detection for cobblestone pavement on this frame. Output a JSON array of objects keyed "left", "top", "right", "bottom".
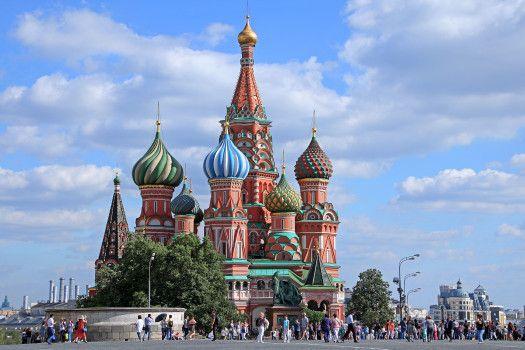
[{"left": 7, "top": 339, "right": 525, "bottom": 350}]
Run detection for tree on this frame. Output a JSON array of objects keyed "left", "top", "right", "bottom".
[
  {"left": 79, "top": 234, "right": 238, "bottom": 332},
  {"left": 347, "top": 268, "right": 394, "bottom": 327}
]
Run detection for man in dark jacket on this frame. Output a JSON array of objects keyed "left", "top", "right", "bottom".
[{"left": 321, "top": 314, "right": 331, "bottom": 342}]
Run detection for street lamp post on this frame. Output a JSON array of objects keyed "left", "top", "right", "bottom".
[
  {"left": 397, "top": 254, "right": 420, "bottom": 320},
  {"left": 405, "top": 287, "right": 421, "bottom": 315},
  {"left": 403, "top": 271, "right": 420, "bottom": 293},
  {"left": 148, "top": 253, "right": 155, "bottom": 308}
]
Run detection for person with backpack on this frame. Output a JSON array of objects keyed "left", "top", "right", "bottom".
[
  {"left": 167, "top": 315, "right": 173, "bottom": 340},
  {"left": 321, "top": 314, "right": 331, "bottom": 342}
]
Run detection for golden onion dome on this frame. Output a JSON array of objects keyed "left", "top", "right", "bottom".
[{"left": 237, "top": 17, "right": 258, "bottom": 46}]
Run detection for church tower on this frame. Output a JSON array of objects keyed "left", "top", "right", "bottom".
[
  {"left": 294, "top": 121, "right": 340, "bottom": 277},
  {"left": 95, "top": 174, "right": 129, "bottom": 276},
  {"left": 171, "top": 178, "right": 203, "bottom": 235},
  {"left": 132, "top": 117, "right": 184, "bottom": 244},
  {"left": 203, "top": 118, "right": 251, "bottom": 311},
  {"left": 225, "top": 17, "right": 278, "bottom": 258}
]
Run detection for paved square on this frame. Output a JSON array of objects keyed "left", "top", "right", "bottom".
[{"left": 9, "top": 340, "right": 525, "bottom": 350}]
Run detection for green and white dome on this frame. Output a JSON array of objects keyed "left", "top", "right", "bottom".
[{"left": 132, "top": 121, "right": 184, "bottom": 187}]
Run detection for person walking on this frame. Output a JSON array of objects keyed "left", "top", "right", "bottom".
[
  {"left": 39, "top": 321, "right": 47, "bottom": 343},
  {"left": 475, "top": 314, "right": 485, "bottom": 344},
  {"left": 406, "top": 316, "right": 414, "bottom": 342},
  {"left": 331, "top": 313, "right": 342, "bottom": 342},
  {"left": 255, "top": 312, "right": 269, "bottom": 343},
  {"left": 166, "top": 315, "right": 173, "bottom": 340},
  {"left": 321, "top": 314, "right": 331, "bottom": 342},
  {"left": 211, "top": 310, "right": 220, "bottom": 341},
  {"left": 400, "top": 317, "right": 407, "bottom": 340},
  {"left": 445, "top": 316, "right": 453, "bottom": 342},
  {"left": 188, "top": 316, "right": 197, "bottom": 339},
  {"left": 46, "top": 314, "right": 56, "bottom": 344},
  {"left": 67, "top": 320, "right": 74, "bottom": 342},
  {"left": 282, "top": 315, "right": 290, "bottom": 343},
  {"left": 160, "top": 315, "right": 168, "bottom": 340},
  {"left": 426, "top": 316, "right": 435, "bottom": 342},
  {"left": 343, "top": 311, "right": 358, "bottom": 342},
  {"left": 73, "top": 316, "right": 87, "bottom": 343},
  {"left": 143, "top": 314, "right": 153, "bottom": 341},
  {"left": 300, "top": 313, "right": 309, "bottom": 340},
  {"left": 135, "top": 315, "right": 144, "bottom": 341}
]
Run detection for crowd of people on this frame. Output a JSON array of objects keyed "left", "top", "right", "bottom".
[
  {"left": 19, "top": 309, "right": 525, "bottom": 344},
  {"left": 24, "top": 314, "right": 89, "bottom": 344}
]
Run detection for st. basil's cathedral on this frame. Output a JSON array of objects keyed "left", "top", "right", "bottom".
[{"left": 95, "top": 17, "right": 346, "bottom": 326}]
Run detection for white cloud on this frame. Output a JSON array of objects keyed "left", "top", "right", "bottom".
[
  {"left": 497, "top": 223, "right": 524, "bottom": 238},
  {"left": 394, "top": 168, "right": 525, "bottom": 212},
  {"left": 0, "top": 125, "right": 72, "bottom": 158},
  {"left": 510, "top": 153, "right": 525, "bottom": 168},
  {"left": 0, "top": 164, "right": 116, "bottom": 204},
  {"left": 200, "top": 23, "right": 234, "bottom": 46},
  {"left": 3, "top": 6, "right": 524, "bottom": 181}
]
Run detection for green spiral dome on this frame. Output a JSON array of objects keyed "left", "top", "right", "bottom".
[
  {"left": 264, "top": 171, "right": 302, "bottom": 213},
  {"left": 132, "top": 122, "right": 183, "bottom": 187}
]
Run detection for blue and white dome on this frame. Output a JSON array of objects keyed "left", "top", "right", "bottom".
[{"left": 203, "top": 127, "right": 250, "bottom": 180}]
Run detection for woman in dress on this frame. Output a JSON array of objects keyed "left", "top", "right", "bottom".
[{"left": 74, "top": 316, "right": 88, "bottom": 343}]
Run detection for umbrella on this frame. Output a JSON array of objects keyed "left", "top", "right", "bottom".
[{"left": 155, "top": 313, "right": 167, "bottom": 322}]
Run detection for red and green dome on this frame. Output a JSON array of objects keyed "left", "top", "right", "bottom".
[
  {"left": 294, "top": 136, "right": 333, "bottom": 180},
  {"left": 264, "top": 172, "right": 302, "bottom": 213}
]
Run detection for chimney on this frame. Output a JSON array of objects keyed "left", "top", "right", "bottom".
[
  {"left": 74, "top": 285, "right": 79, "bottom": 300},
  {"left": 48, "top": 280, "right": 54, "bottom": 303},
  {"left": 51, "top": 285, "right": 57, "bottom": 303},
  {"left": 68, "top": 278, "right": 74, "bottom": 301},
  {"left": 58, "top": 277, "right": 64, "bottom": 303},
  {"left": 64, "top": 285, "right": 69, "bottom": 303}
]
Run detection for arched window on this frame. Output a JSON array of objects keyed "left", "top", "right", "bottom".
[
  {"left": 257, "top": 280, "right": 265, "bottom": 290},
  {"left": 242, "top": 281, "right": 248, "bottom": 290}
]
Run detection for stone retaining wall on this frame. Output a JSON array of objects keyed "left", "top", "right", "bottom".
[{"left": 45, "top": 307, "right": 185, "bottom": 342}]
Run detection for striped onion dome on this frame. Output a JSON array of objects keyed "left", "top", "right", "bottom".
[
  {"left": 132, "top": 121, "right": 183, "bottom": 187},
  {"left": 203, "top": 124, "right": 250, "bottom": 180},
  {"left": 264, "top": 169, "right": 302, "bottom": 213},
  {"left": 294, "top": 135, "right": 333, "bottom": 180},
  {"left": 171, "top": 180, "right": 201, "bottom": 216}
]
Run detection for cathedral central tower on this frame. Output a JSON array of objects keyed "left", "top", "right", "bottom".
[{"left": 225, "top": 17, "right": 278, "bottom": 257}]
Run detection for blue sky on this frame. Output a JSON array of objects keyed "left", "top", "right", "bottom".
[{"left": 1, "top": 0, "right": 525, "bottom": 310}]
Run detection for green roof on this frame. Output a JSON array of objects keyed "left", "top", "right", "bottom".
[
  {"left": 224, "top": 259, "right": 250, "bottom": 265},
  {"left": 304, "top": 250, "right": 333, "bottom": 287},
  {"left": 249, "top": 259, "right": 305, "bottom": 267},
  {"left": 224, "top": 275, "right": 249, "bottom": 281},
  {"left": 248, "top": 268, "right": 304, "bottom": 285}
]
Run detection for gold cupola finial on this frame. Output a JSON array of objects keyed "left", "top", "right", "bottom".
[
  {"left": 238, "top": 15, "right": 258, "bottom": 46},
  {"left": 156, "top": 101, "right": 161, "bottom": 133},
  {"left": 312, "top": 109, "right": 317, "bottom": 137}
]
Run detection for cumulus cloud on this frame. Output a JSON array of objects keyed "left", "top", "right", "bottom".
[
  {"left": 199, "top": 23, "right": 234, "bottom": 46},
  {"left": 393, "top": 168, "right": 525, "bottom": 212},
  {"left": 0, "top": 164, "right": 117, "bottom": 205},
  {"left": 497, "top": 223, "right": 525, "bottom": 238}
]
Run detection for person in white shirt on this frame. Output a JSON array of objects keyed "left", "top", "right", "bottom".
[
  {"left": 46, "top": 314, "right": 56, "bottom": 344},
  {"left": 135, "top": 315, "right": 144, "bottom": 341},
  {"left": 255, "top": 312, "right": 269, "bottom": 343},
  {"left": 344, "top": 312, "right": 358, "bottom": 342}
]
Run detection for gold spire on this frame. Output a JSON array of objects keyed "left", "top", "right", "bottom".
[
  {"left": 189, "top": 178, "right": 193, "bottom": 193},
  {"left": 312, "top": 109, "right": 317, "bottom": 137},
  {"left": 237, "top": 15, "right": 258, "bottom": 46},
  {"left": 155, "top": 101, "right": 161, "bottom": 133},
  {"left": 223, "top": 114, "right": 230, "bottom": 135}
]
